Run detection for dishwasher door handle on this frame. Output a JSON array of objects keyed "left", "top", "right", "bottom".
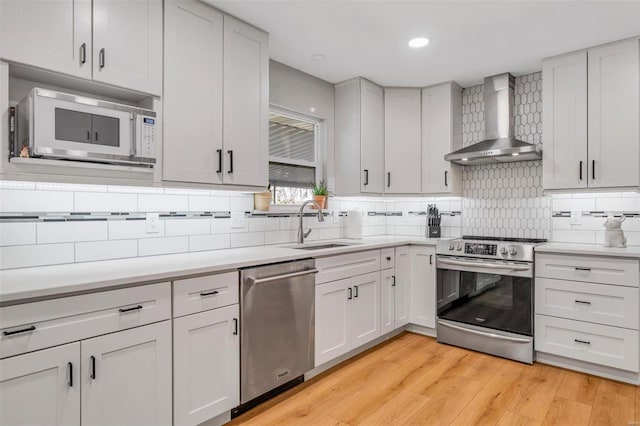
[{"left": 248, "top": 268, "right": 319, "bottom": 285}]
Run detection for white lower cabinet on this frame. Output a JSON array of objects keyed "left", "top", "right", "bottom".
[
  {"left": 81, "top": 320, "right": 172, "bottom": 426},
  {"left": 409, "top": 246, "right": 437, "bottom": 328},
  {"left": 0, "top": 342, "right": 80, "bottom": 426},
  {"left": 173, "top": 305, "right": 239, "bottom": 426},
  {"left": 315, "top": 271, "right": 380, "bottom": 366},
  {"left": 380, "top": 246, "right": 411, "bottom": 335}
]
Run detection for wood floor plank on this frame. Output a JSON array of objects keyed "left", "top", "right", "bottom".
[
  {"left": 541, "top": 396, "right": 592, "bottom": 426},
  {"left": 507, "top": 363, "right": 566, "bottom": 421},
  {"left": 359, "top": 390, "right": 431, "bottom": 425},
  {"left": 589, "top": 379, "right": 636, "bottom": 426},
  {"left": 555, "top": 370, "right": 600, "bottom": 406},
  {"left": 497, "top": 410, "right": 543, "bottom": 426},
  {"left": 449, "top": 361, "right": 530, "bottom": 426}
]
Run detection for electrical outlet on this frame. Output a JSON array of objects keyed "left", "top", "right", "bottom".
[
  {"left": 570, "top": 210, "right": 582, "bottom": 225},
  {"left": 231, "top": 211, "right": 245, "bottom": 229},
  {"left": 145, "top": 213, "right": 160, "bottom": 233}
]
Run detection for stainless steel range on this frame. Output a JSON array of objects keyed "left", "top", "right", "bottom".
[{"left": 435, "top": 236, "right": 546, "bottom": 364}]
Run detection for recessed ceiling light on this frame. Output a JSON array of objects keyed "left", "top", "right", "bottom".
[
  {"left": 311, "top": 53, "right": 326, "bottom": 61},
  {"left": 408, "top": 37, "right": 430, "bottom": 48}
]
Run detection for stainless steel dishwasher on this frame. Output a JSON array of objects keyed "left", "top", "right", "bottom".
[{"left": 238, "top": 259, "right": 316, "bottom": 410}]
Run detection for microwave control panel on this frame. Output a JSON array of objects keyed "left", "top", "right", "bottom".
[{"left": 140, "top": 116, "right": 156, "bottom": 157}]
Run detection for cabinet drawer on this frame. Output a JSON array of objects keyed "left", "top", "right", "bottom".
[
  {"left": 535, "top": 314, "right": 639, "bottom": 372},
  {"left": 316, "top": 250, "right": 381, "bottom": 284},
  {"left": 0, "top": 282, "right": 171, "bottom": 359},
  {"left": 536, "top": 278, "right": 639, "bottom": 329},
  {"left": 535, "top": 253, "right": 639, "bottom": 287},
  {"left": 173, "top": 271, "right": 239, "bottom": 318},
  {"left": 380, "top": 248, "right": 395, "bottom": 270}
]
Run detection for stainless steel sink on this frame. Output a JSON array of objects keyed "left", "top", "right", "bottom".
[{"left": 293, "top": 243, "right": 353, "bottom": 250}]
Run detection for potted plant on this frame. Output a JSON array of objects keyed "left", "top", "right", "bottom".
[
  {"left": 310, "top": 179, "right": 328, "bottom": 209},
  {"left": 253, "top": 184, "right": 272, "bottom": 211}
]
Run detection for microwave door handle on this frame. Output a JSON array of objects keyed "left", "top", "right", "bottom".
[
  {"left": 130, "top": 114, "right": 137, "bottom": 157},
  {"left": 437, "top": 258, "right": 530, "bottom": 272}
]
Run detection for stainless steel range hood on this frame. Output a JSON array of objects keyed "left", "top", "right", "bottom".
[{"left": 445, "top": 73, "right": 542, "bottom": 165}]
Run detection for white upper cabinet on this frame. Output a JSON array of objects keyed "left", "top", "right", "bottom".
[
  {"left": 543, "top": 38, "right": 639, "bottom": 191},
  {"left": 384, "top": 88, "right": 422, "bottom": 194},
  {"left": 587, "top": 39, "right": 639, "bottom": 189},
  {"left": 542, "top": 51, "right": 588, "bottom": 190},
  {"left": 334, "top": 78, "right": 384, "bottom": 195},
  {"left": 163, "top": 0, "right": 224, "bottom": 184},
  {"left": 222, "top": 15, "right": 269, "bottom": 187},
  {"left": 0, "top": 343, "right": 80, "bottom": 426},
  {"left": 0, "top": 0, "right": 92, "bottom": 79},
  {"left": 421, "top": 82, "right": 463, "bottom": 195},
  {"left": 360, "top": 80, "right": 385, "bottom": 193},
  {"left": 0, "top": 0, "right": 161, "bottom": 95},
  {"left": 92, "top": 0, "right": 162, "bottom": 95}
]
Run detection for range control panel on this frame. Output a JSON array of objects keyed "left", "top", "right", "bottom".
[{"left": 464, "top": 243, "right": 497, "bottom": 256}]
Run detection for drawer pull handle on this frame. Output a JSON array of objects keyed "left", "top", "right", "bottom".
[
  {"left": 575, "top": 267, "right": 591, "bottom": 271},
  {"left": 3, "top": 325, "right": 36, "bottom": 336},
  {"left": 200, "top": 290, "right": 219, "bottom": 297},
  {"left": 119, "top": 305, "right": 143, "bottom": 313},
  {"left": 574, "top": 339, "right": 591, "bottom": 345},
  {"left": 68, "top": 362, "right": 73, "bottom": 387},
  {"left": 90, "top": 356, "right": 96, "bottom": 379},
  {"left": 575, "top": 300, "right": 591, "bottom": 305},
  {"left": 233, "top": 318, "right": 238, "bottom": 335}
]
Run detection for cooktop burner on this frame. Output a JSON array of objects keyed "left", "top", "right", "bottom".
[{"left": 462, "top": 235, "right": 548, "bottom": 244}]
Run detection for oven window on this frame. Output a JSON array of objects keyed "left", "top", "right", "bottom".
[{"left": 437, "top": 269, "right": 532, "bottom": 336}]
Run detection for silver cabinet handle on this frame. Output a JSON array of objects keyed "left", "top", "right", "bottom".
[
  {"left": 249, "top": 268, "right": 318, "bottom": 285},
  {"left": 80, "top": 43, "right": 87, "bottom": 65},
  {"left": 99, "top": 48, "right": 105, "bottom": 69}
]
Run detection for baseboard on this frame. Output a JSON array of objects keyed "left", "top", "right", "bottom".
[{"left": 536, "top": 352, "right": 640, "bottom": 385}]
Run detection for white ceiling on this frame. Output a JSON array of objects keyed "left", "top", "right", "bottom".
[{"left": 206, "top": 0, "right": 640, "bottom": 88}]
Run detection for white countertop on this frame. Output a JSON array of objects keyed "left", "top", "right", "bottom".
[
  {"left": 0, "top": 236, "right": 439, "bottom": 304},
  {"left": 535, "top": 242, "right": 640, "bottom": 259}
]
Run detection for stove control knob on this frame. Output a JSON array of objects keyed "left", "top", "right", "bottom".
[
  {"left": 456, "top": 243, "right": 463, "bottom": 251},
  {"left": 448, "top": 243, "right": 455, "bottom": 251},
  {"left": 500, "top": 247, "right": 508, "bottom": 255},
  {"left": 509, "top": 246, "right": 518, "bottom": 255}
]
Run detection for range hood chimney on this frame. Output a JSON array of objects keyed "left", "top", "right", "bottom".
[{"left": 445, "top": 73, "right": 542, "bottom": 165}]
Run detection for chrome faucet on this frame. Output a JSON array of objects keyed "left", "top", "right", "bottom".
[{"left": 298, "top": 200, "right": 324, "bottom": 243}]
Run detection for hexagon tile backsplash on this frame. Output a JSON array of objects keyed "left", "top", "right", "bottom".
[{"left": 461, "top": 72, "right": 552, "bottom": 240}]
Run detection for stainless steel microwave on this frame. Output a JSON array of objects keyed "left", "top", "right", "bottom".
[{"left": 15, "top": 88, "right": 157, "bottom": 167}]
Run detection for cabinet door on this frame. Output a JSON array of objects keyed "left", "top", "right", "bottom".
[
  {"left": 0, "top": 0, "right": 91, "bottom": 79},
  {"left": 409, "top": 247, "right": 436, "bottom": 328},
  {"left": 588, "top": 39, "right": 640, "bottom": 189},
  {"left": 173, "top": 305, "right": 239, "bottom": 426},
  {"left": 315, "top": 279, "right": 351, "bottom": 366},
  {"left": 82, "top": 321, "right": 172, "bottom": 426},
  {"left": 394, "top": 246, "right": 411, "bottom": 327},
  {"left": 384, "top": 89, "right": 422, "bottom": 194},
  {"left": 380, "top": 268, "right": 396, "bottom": 335},
  {"left": 360, "top": 79, "right": 385, "bottom": 193},
  {"left": 223, "top": 16, "right": 269, "bottom": 187},
  {"left": 542, "top": 51, "right": 588, "bottom": 190},
  {"left": 0, "top": 342, "right": 80, "bottom": 426},
  {"left": 351, "top": 272, "right": 381, "bottom": 348},
  {"left": 163, "top": 0, "right": 223, "bottom": 184},
  {"left": 421, "top": 83, "right": 462, "bottom": 195},
  {"left": 92, "top": 0, "right": 162, "bottom": 95}
]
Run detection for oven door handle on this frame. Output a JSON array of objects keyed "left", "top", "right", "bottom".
[
  {"left": 437, "top": 258, "right": 530, "bottom": 272},
  {"left": 438, "top": 320, "right": 531, "bottom": 343}
]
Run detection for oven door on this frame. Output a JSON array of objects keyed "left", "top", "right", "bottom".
[{"left": 436, "top": 256, "right": 533, "bottom": 336}]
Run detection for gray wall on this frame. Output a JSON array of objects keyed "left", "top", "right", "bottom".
[{"left": 269, "top": 60, "right": 335, "bottom": 190}]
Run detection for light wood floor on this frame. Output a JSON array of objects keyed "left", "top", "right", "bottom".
[{"left": 230, "top": 332, "right": 639, "bottom": 425}]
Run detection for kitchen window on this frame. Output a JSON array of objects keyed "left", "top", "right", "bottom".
[{"left": 268, "top": 110, "right": 321, "bottom": 205}]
